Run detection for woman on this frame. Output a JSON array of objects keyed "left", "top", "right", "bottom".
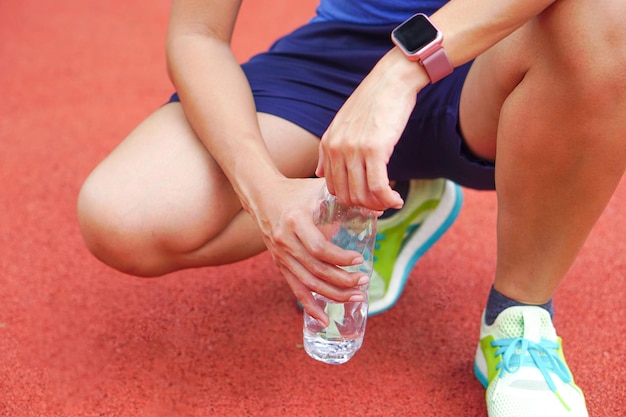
[{"left": 77, "top": 1, "right": 625, "bottom": 415}]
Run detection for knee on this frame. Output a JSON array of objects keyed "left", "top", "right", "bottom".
[
  {"left": 519, "top": 0, "right": 626, "bottom": 156},
  {"left": 77, "top": 174, "right": 173, "bottom": 278},
  {"left": 539, "top": 1, "right": 626, "bottom": 93}
]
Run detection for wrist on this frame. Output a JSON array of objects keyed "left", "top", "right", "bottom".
[
  {"left": 218, "top": 145, "right": 286, "bottom": 215},
  {"left": 380, "top": 47, "right": 431, "bottom": 92},
  {"left": 391, "top": 12, "right": 453, "bottom": 84},
  {"left": 241, "top": 173, "right": 287, "bottom": 214}
]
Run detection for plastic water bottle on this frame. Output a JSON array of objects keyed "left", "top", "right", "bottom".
[{"left": 303, "top": 185, "right": 377, "bottom": 364}]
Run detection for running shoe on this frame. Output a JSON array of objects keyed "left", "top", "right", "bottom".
[
  {"left": 474, "top": 306, "right": 588, "bottom": 417},
  {"left": 367, "top": 179, "right": 463, "bottom": 316}
]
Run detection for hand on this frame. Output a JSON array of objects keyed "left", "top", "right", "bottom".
[
  {"left": 248, "top": 177, "right": 370, "bottom": 325},
  {"left": 316, "top": 48, "right": 429, "bottom": 211}
]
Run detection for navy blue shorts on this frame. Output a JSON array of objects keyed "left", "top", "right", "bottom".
[{"left": 169, "top": 21, "right": 495, "bottom": 190}]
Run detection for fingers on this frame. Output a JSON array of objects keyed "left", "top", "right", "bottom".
[
  {"left": 268, "top": 204, "right": 369, "bottom": 321},
  {"left": 274, "top": 241, "right": 368, "bottom": 326},
  {"left": 280, "top": 259, "right": 367, "bottom": 320},
  {"left": 319, "top": 135, "right": 403, "bottom": 210},
  {"left": 281, "top": 266, "right": 330, "bottom": 326},
  {"left": 365, "top": 157, "right": 404, "bottom": 209},
  {"left": 284, "top": 215, "right": 369, "bottom": 291},
  {"left": 315, "top": 145, "right": 325, "bottom": 178}
]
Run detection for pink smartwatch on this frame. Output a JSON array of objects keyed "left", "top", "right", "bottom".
[{"left": 391, "top": 13, "right": 453, "bottom": 83}]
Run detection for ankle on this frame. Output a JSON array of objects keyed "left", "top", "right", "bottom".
[{"left": 484, "top": 285, "right": 554, "bottom": 325}]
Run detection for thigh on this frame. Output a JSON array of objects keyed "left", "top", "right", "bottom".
[
  {"left": 78, "top": 102, "right": 319, "bottom": 258},
  {"left": 458, "top": 24, "right": 531, "bottom": 163},
  {"left": 459, "top": 0, "right": 626, "bottom": 163}
]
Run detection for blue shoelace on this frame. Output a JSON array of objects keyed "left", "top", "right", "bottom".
[{"left": 492, "top": 337, "right": 573, "bottom": 392}]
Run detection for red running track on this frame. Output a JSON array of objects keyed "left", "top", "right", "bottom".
[{"left": 0, "top": 1, "right": 624, "bottom": 416}]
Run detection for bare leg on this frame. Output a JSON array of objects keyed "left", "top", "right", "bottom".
[
  {"left": 77, "top": 103, "right": 320, "bottom": 276},
  {"left": 460, "top": 0, "right": 626, "bottom": 303}
]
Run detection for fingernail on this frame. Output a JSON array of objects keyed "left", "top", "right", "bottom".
[
  {"left": 318, "top": 318, "right": 330, "bottom": 327},
  {"left": 351, "top": 256, "right": 364, "bottom": 265},
  {"left": 349, "top": 294, "right": 364, "bottom": 302},
  {"left": 357, "top": 275, "right": 369, "bottom": 286}
]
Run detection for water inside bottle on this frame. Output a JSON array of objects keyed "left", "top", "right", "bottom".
[{"left": 303, "top": 292, "right": 368, "bottom": 365}]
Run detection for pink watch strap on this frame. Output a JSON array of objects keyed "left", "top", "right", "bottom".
[{"left": 421, "top": 48, "right": 453, "bottom": 83}]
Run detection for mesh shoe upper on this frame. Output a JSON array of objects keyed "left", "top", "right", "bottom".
[{"left": 474, "top": 306, "right": 588, "bottom": 417}]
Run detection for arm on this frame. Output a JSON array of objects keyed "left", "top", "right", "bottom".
[
  {"left": 166, "top": 0, "right": 277, "bottom": 205},
  {"left": 316, "top": 0, "right": 557, "bottom": 210},
  {"left": 166, "top": 0, "right": 367, "bottom": 324}
]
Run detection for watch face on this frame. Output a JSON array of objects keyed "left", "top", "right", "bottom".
[{"left": 394, "top": 14, "right": 438, "bottom": 54}]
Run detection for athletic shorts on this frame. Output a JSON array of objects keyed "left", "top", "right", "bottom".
[{"left": 168, "top": 21, "right": 495, "bottom": 190}]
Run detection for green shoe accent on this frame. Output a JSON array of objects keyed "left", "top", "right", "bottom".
[
  {"left": 473, "top": 306, "right": 588, "bottom": 417},
  {"left": 373, "top": 199, "right": 440, "bottom": 290},
  {"left": 368, "top": 179, "right": 463, "bottom": 316}
]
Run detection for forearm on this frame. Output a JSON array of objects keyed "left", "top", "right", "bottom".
[
  {"left": 166, "top": 33, "right": 283, "bottom": 212},
  {"left": 433, "top": 0, "right": 557, "bottom": 65},
  {"left": 377, "top": 0, "right": 557, "bottom": 92}
]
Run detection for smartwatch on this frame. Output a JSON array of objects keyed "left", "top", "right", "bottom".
[{"left": 391, "top": 13, "right": 453, "bottom": 83}]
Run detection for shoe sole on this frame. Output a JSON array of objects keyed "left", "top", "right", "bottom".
[
  {"left": 473, "top": 356, "right": 489, "bottom": 388},
  {"left": 368, "top": 180, "right": 463, "bottom": 316}
]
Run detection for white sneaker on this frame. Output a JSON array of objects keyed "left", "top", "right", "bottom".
[{"left": 474, "top": 306, "right": 588, "bottom": 417}]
